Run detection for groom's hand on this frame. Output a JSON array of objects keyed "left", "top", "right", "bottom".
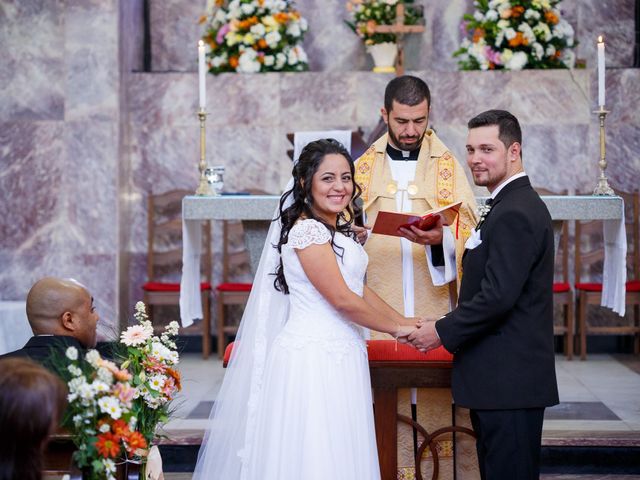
[{"left": 408, "top": 320, "right": 442, "bottom": 352}]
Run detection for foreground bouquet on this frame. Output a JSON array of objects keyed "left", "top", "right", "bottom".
[
  {"left": 454, "top": 0, "right": 576, "bottom": 71},
  {"left": 345, "top": 0, "right": 424, "bottom": 46},
  {"left": 119, "top": 301, "right": 181, "bottom": 446},
  {"left": 61, "top": 347, "right": 144, "bottom": 480},
  {"left": 200, "top": 0, "right": 309, "bottom": 74}
]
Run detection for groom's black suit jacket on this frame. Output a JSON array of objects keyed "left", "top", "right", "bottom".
[
  {"left": 0, "top": 335, "right": 86, "bottom": 370},
  {"left": 436, "top": 176, "right": 559, "bottom": 410}
]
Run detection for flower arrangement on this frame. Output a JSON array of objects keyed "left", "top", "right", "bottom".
[
  {"left": 119, "top": 302, "right": 181, "bottom": 446},
  {"left": 200, "top": 0, "right": 309, "bottom": 74},
  {"left": 61, "top": 347, "right": 144, "bottom": 480},
  {"left": 345, "top": 0, "right": 424, "bottom": 46},
  {"left": 453, "top": 0, "right": 576, "bottom": 71}
]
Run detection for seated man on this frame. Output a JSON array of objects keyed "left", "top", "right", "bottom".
[{"left": 0, "top": 277, "right": 99, "bottom": 368}]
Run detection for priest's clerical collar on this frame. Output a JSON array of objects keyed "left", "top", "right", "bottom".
[{"left": 386, "top": 143, "right": 419, "bottom": 161}]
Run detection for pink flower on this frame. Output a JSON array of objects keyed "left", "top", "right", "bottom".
[
  {"left": 216, "top": 23, "right": 231, "bottom": 44},
  {"left": 120, "top": 325, "right": 151, "bottom": 347},
  {"left": 113, "top": 383, "right": 136, "bottom": 408}
]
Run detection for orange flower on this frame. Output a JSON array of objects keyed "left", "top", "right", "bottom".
[
  {"left": 257, "top": 0, "right": 264, "bottom": 5},
  {"left": 366, "top": 19, "right": 377, "bottom": 35},
  {"left": 508, "top": 32, "right": 528, "bottom": 47},
  {"left": 274, "top": 12, "right": 289, "bottom": 23},
  {"left": 95, "top": 432, "right": 121, "bottom": 458},
  {"left": 500, "top": 8, "right": 512, "bottom": 19},
  {"left": 248, "top": 16, "right": 258, "bottom": 26},
  {"left": 198, "top": 15, "right": 208, "bottom": 25},
  {"left": 512, "top": 6, "right": 525, "bottom": 17},
  {"left": 544, "top": 11, "right": 559, "bottom": 25},
  {"left": 472, "top": 28, "right": 485, "bottom": 42},
  {"left": 215, "top": 0, "right": 224, "bottom": 5},
  {"left": 258, "top": 38, "right": 267, "bottom": 49},
  {"left": 554, "top": 49, "right": 562, "bottom": 59},
  {"left": 111, "top": 419, "right": 130, "bottom": 438},
  {"left": 124, "top": 431, "right": 148, "bottom": 456},
  {"left": 229, "top": 56, "right": 239, "bottom": 68}
]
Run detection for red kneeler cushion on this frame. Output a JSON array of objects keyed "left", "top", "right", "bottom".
[
  {"left": 552, "top": 282, "right": 570, "bottom": 293},
  {"left": 576, "top": 281, "right": 640, "bottom": 293},
  {"left": 223, "top": 340, "right": 452, "bottom": 367},
  {"left": 367, "top": 340, "right": 453, "bottom": 362},
  {"left": 216, "top": 282, "right": 252, "bottom": 292},
  {"left": 142, "top": 281, "right": 211, "bottom": 292}
]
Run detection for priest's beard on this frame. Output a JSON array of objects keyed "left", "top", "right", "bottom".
[{"left": 388, "top": 127, "right": 424, "bottom": 152}]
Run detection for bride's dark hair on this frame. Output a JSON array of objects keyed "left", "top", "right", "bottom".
[{"left": 273, "top": 138, "right": 362, "bottom": 294}]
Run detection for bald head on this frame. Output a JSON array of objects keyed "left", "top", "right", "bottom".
[{"left": 26, "top": 277, "right": 99, "bottom": 348}]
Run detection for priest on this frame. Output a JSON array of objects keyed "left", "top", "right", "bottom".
[{"left": 354, "top": 75, "right": 477, "bottom": 477}]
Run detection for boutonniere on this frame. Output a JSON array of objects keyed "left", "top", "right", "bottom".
[{"left": 475, "top": 204, "right": 492, "bottom": 230}]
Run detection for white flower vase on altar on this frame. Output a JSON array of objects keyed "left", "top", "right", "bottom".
[{"left": 367, "top": 42, "right": 397, "bottom": 73}]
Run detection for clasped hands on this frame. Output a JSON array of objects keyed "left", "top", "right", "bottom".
[{"left": 395, "top": 317, "right": 441, "bottom": 353}]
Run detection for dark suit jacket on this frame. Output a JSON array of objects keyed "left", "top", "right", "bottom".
[
  {"left": 0, "top": 335, "right": 86, "bottom": 370},
  {"left": 436, "top": 176, "right": 559, "bottom": 410}
]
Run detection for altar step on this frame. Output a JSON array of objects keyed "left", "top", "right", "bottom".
[{"left": 154, "top": 430, "right": 640, "bottom": 475}]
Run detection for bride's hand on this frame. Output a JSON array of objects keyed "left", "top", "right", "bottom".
[{"left": 394, "top": 325, "right": 415, "bottom": 341}]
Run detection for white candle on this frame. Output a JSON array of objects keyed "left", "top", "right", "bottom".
[
  {"left": 597, "top": 35, "right": 605, "bottom": 107},
  {"left": 198, "top": 40, "right": 206, "bottom": 110}
]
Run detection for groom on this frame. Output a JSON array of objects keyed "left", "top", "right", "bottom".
[{"left": 408, "top": 110, "right": 559, "bottom": 479}]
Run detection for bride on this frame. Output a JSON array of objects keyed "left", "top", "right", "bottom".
[{"left": 193, "top": 139, "right": 416, "bottom": 479}]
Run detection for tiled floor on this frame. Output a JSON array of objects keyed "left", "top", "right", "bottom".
[{"left": 164, "top": 353, "right": 640, "bottom": 443}]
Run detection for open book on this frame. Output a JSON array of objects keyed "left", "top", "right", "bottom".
[{"left": 371, "top": 201, "right": 463, "bottom": 238}]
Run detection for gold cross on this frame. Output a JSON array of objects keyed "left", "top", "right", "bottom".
[{"left": 372, "top": 3, "right": 425, "bottom": 76}]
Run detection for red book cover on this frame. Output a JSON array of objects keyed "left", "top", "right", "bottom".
[{"left": 371, "top": 201, "right": 462, "bottom": 238}]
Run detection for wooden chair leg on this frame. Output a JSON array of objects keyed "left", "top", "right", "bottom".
[
  {"left": 202, "top": 291, "right": 211, "bottom": 359},
  {"left": 579, "top": 295, "right": 587, "bottom": 361},
  {"left": 217, "top": 295, "right": 225, "bottom": 359}
]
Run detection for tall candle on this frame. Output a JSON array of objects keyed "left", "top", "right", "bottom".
[
  {"left": 198, "top": 40, "right": 206, "bottom": 109},
  {"left": 597, "top": 35, "right": 605, "bottom": 107}
]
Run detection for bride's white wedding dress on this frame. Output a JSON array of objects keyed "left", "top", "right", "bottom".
[
  {"left": 193, "top": 218, "right": 381, "bottom": 480},
  {"left": 245, "top": 219, "right": 380, "bottom": 479}
]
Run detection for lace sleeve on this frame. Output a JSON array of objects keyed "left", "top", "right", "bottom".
[{"left": 287, "top": 219, "right": 331, "bottom": 250}]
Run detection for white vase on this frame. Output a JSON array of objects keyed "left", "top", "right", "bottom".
[{"left": 367, "top": 42, "right": 397, "bottom": 73}]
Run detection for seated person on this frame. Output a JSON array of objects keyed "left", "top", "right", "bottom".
[
  {"left": 0, "top": 277, "right": 99, "bottom": 368},
  {"left": 0, "top": 357, "right": 68, "bottom": 480}
]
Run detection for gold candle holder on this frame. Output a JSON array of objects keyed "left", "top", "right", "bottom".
[
  {"left": 195, "top": 108, "right": 213, "bottom": 196},
  {"left": 593, "top": 106, "right": 614, "bottom": 196}
]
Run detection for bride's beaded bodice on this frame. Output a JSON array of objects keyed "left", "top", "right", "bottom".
[{"left": 279, "top": 219, "right": 369, "bottom": 353}]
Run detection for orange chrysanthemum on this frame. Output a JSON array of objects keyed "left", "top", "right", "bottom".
[
  {"left": 111, "top": 419, "right": 130, "bottom": 438},
  {"left": 508, "top": 32, "right": 528, "bottom": 47},
  {"left": 229, "top": 56, "right": 239, "bottom": 68},
  {"left": 545, "top": 11, "right": 559, "bottom": 25},
  {"left": 258, "top": 38, "right": 267, "bottom": 49},
  {"left": 512, "top": 6, "right": 525, "bottom": 17},
  {"left": 472, "top": 28, "right": 485, "bottom": 42},
  {"left": 124, "top": 431, "right": 148, "bottom": 456},
  {"left": 274, "top": 12, "right": 289, "bottom": 23},
  {"left": 95, "top": 432, "right": 121, "bottom": 459}
]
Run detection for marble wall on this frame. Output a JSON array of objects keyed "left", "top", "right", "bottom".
[
  {"left": 0, "top": 0, "right": 121, "bottom": 339},
  {"left": 149, "top": 0, "right": 637, "bottom": 73},
  {"left": 1, "top": 0, "right": 638, "bottom": 338}
]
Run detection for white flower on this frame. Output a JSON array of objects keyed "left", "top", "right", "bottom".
[
  {"left": 68, "top": 364, "right": 83, "bottom": 377},
  {"left": 275, "top": 52, "right": 286, "bottom": 70},
  {"left": 533, "top": 22, "right": 552, "bottom": 42},
  {"left": 135, "top": 301, "right": 146, "bottom": 314},
  {"left": 250, "top": 23, "right": 266, "bottom": 37},
  {"left": 66, "top": 346, "right": 78, "bottom": 360},
  {"left": 265, "top": 30, "right": 281, "bottom": 48},
  {"left": 484, "top": 9, "right": 498, "bottom": 21},
  {"left": 211, "top": 55, "right": 226, "bottom": 68},
  {"left": 561, "top": 50, "right": 576, "bottom": 68},
  {"left": 150, "top": 341, "right": 171, "bottom": 361},
  {"left": 240, "top": 3, "right": 255, "bottom": 15},
  {"left": 287, "top": 22, "right": 301, "bottom": 38},
  {"left": 103, "top": 458, "right": 116, "bottom": 475},
  {"left": 96, "top": 368, "right": 114, "bottom": 385},
  {"left": 497, "top": 19, "right": 509, "bottom": 29},
  {"left": 473, "top": 10, "right": 484, "bottom": 21},
  {"left": 148, "top": 374, "right": 167, "bottom": 391},
  {"left": 121, "top": 324, "right": 152, "bottom": 347},
  {"left": 91, "top": 380, "right": 110, "bottom": 394},
  {"left": 505, "top": 51, "right": 528, "bottom": 70},
  {"left": 504, "top": 28, "right": 517, "bottom": 40},
  {"left": 532, "top": 42, "right": 544, "bottom": 60},
  {"left": 237, "top": 51, "right": 261, "bottom": 73},
  {"left": 85, "top": 349, "right": 100, "bottom": 367},
  {"left": 98, "top": 396, "right": 123, "bottom": 420},
  {"left": 545, "top": 44, "right": 556, "bottom": 57},
  {"left": 524, "top": 9, "right": 541, "bottom": 20},
  {"left": 99, "top": 423, "right": 111, "bottom": 433}
]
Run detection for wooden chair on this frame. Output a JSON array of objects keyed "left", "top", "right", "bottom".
[
  {"left": 575, "top": 190, "right": 640, "bottom": 360},
  {"left": 216, "top": 220, "right": 252, "bottom": 358},
  {"left": 535, "top": 188, "right": 574, "bottom": 359},
  {"left": 142, "top": 189, "right": 213, "bottom": 358}
]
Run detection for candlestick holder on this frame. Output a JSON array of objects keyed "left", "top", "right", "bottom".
[
  {"left": 592, "top": 106, "right": 614, "bottom": 196},
  {"left": 195, "top": 108, "right": 213, "bottom": 196}
]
